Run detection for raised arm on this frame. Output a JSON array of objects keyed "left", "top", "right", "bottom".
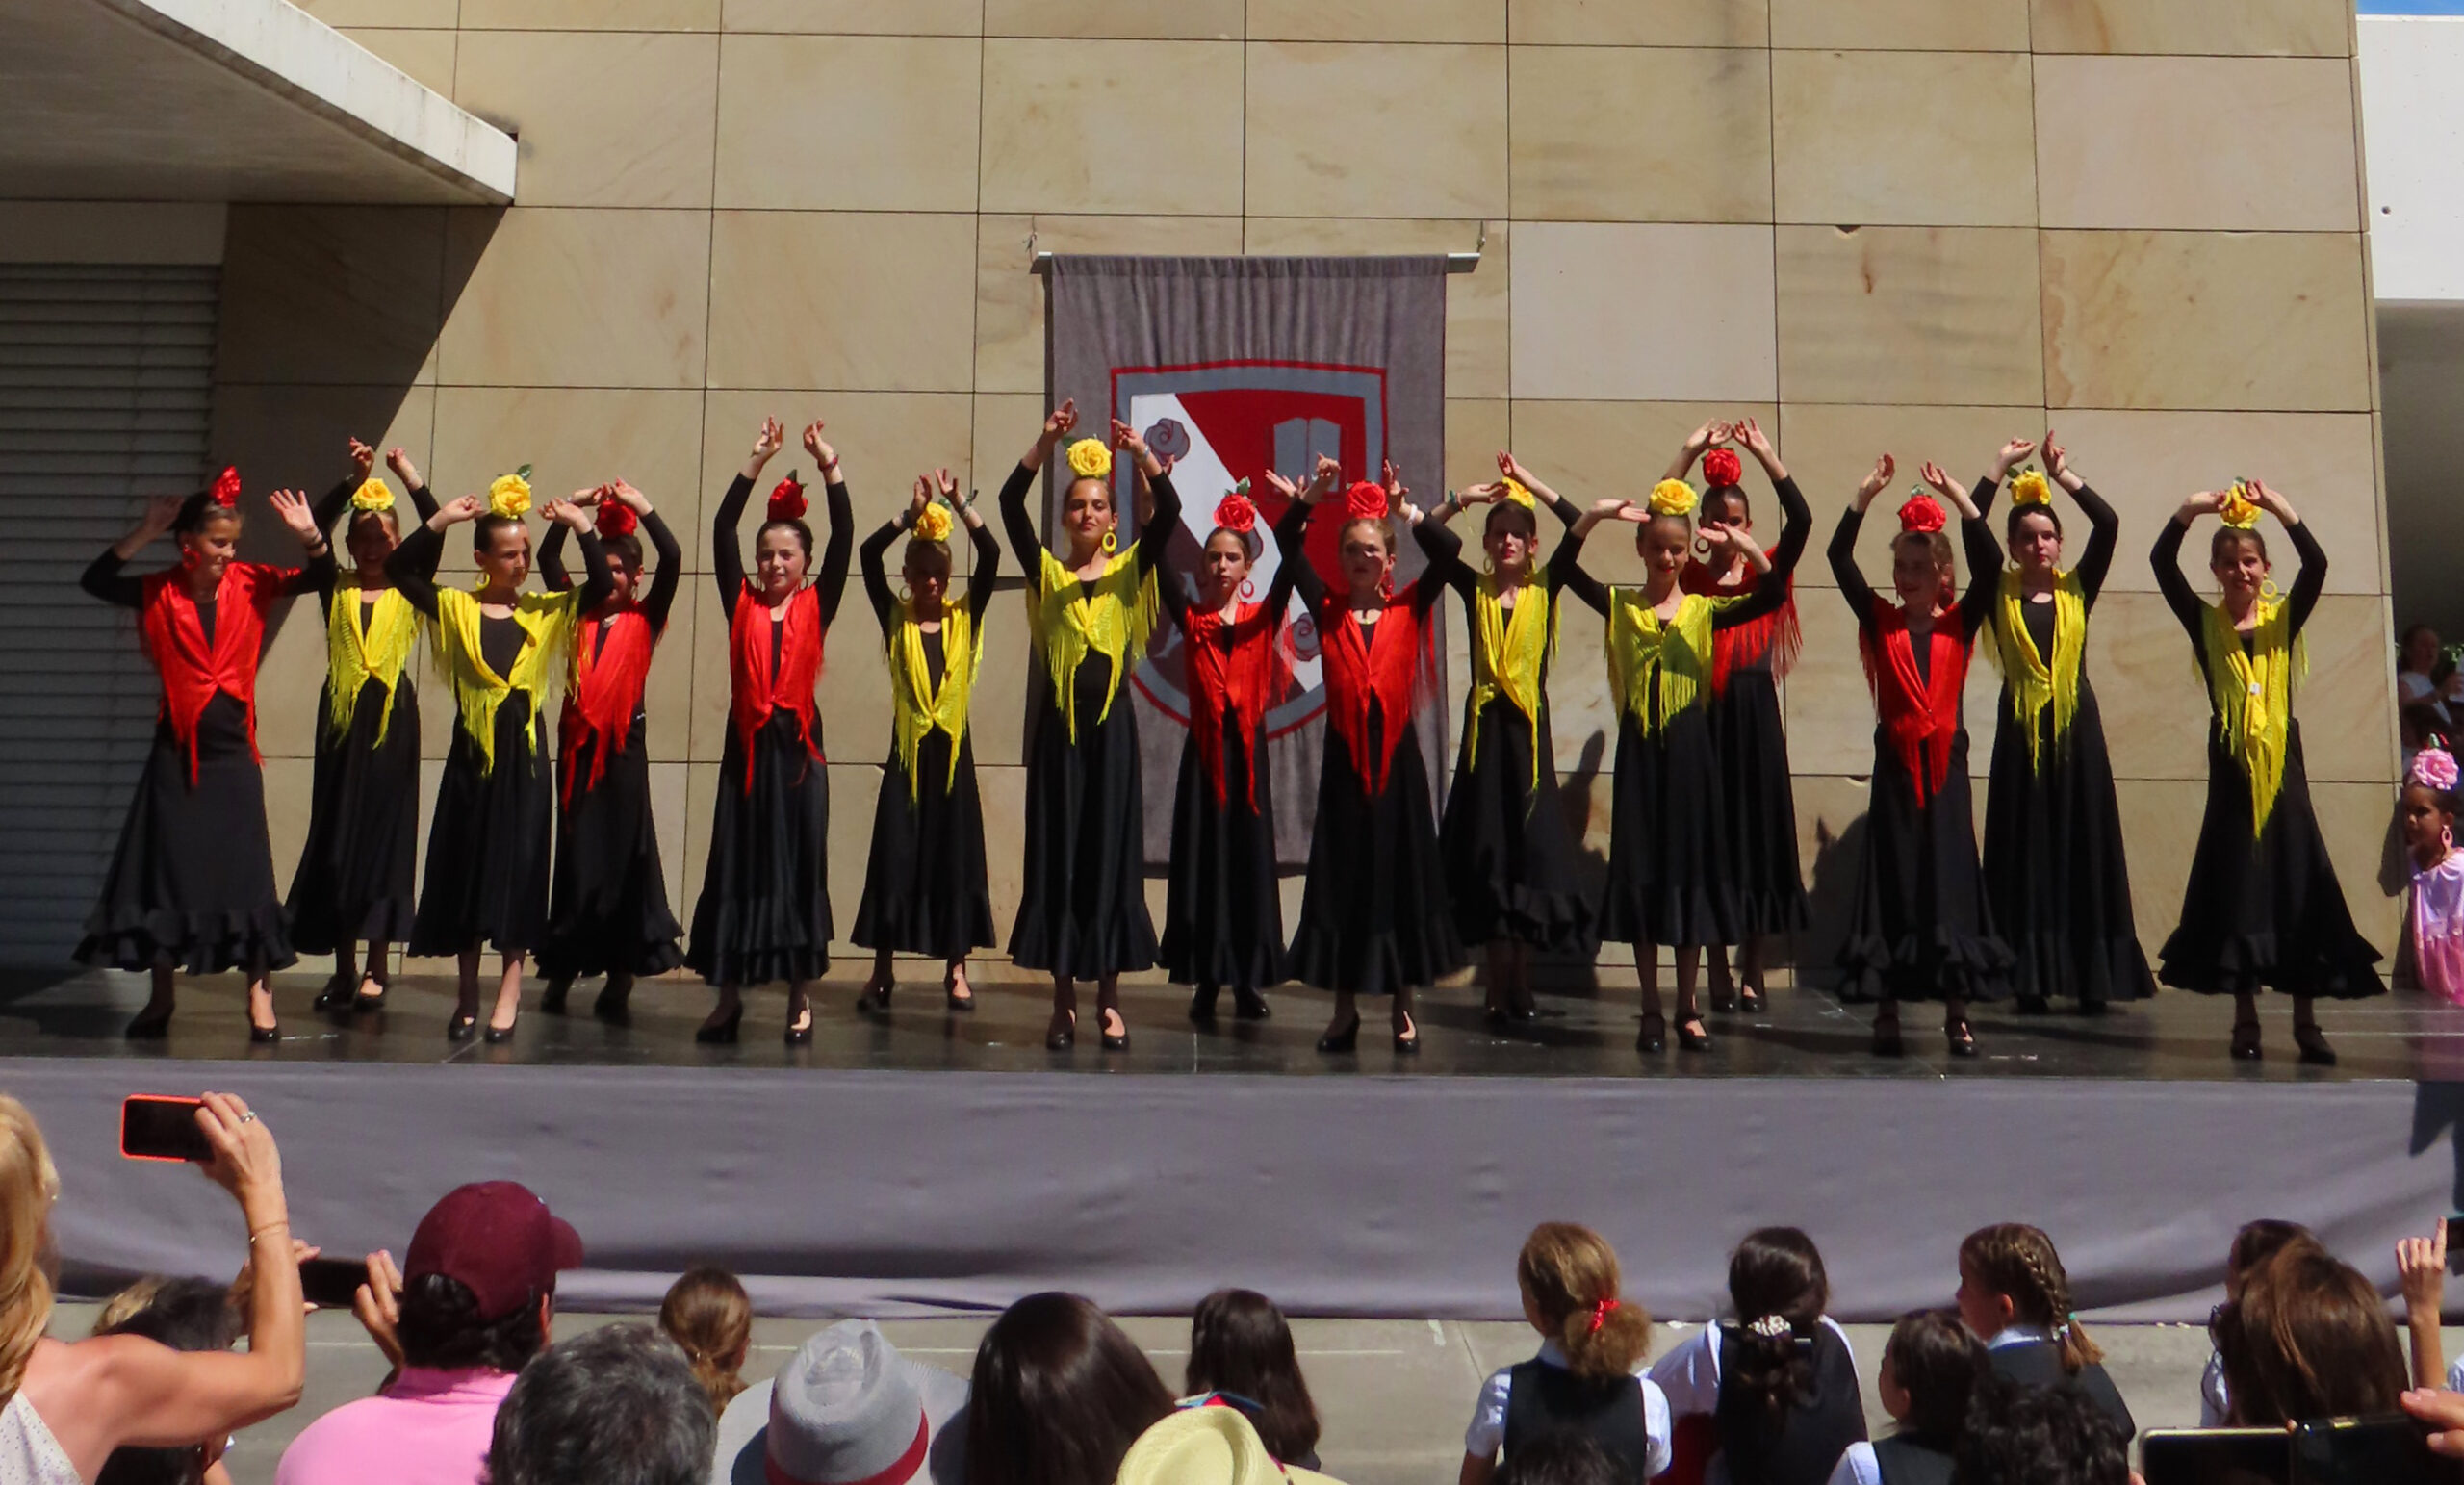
[
  {"left": 1494, "top": 451, "right": 1583, "bottom": 532},
  {"left": 2150, "top": 499, "right": 2207, "bottom": 643},
  {"left": 1415, "top": 514, "right": 1476, "bottom": 603},
  {"left": 2041, "top": 432, "right": 2118, "bottom": 605},
  {"left": 386, "top": 497, "right": 478, "bottom": 618},
  {"left": 2264, "top": 482, "right": 2327, "bottom": 635},
  {"left": 1957, "top": 511, "right": 2001, "bottom": 639},
  {"left": 1553, "top": 499, "right": 1640, "bottom": 617},
  {"left": 1270, "top": 495, "right": 1325, "bottom": 614},
  {"left": 384, "top": 445, "right": 440, "bottom": 524},
  {"left": 634, "top": 497, "right": 683, "bottom": 633},
  {"left": 1003, "top": 401, "right": 1081, "bottom": 571},
  {"left": 716, "top": 417, "right": 783, "bottom": 621},
  {"left": 1832, "top": 455, "right": 1893, "bottom": 618},
  {"left": 963, "top": 496, "right": 1002, "bottom": 623},
  {"left": 267, "top": 489, "right": 336, "bottom": 598},
  {"left": 1110, "top": 420, "right": 1178, "bottom": 575},
  {"left": 860, "top": 515, "right": 901, "bottom": 633},
  {"left": 538, "top": 518, "right": 573, "bottom": 593},
  {"left": 539, "top": 497, "right": 614, "bottom": 617},
  {"left": 85, "top": 496, "right": 184, "bottom": 607},
  {"left": 799, "top": 417, "right": 855, "bottom": 627}
]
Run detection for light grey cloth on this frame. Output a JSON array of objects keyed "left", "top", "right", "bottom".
[{"left": 712, "top": 1321, "right": 967, "bottom": 1485}]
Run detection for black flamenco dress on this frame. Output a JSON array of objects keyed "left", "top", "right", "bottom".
[
  {"left": 684, "top": 473, "right": 853, "bottom": 987},
  {"left": 1974, "top": 477, "right": 2156, "bottom": 1011},
  {"left": 1155, "top": 501, "right": 1304, "bottom": 994},
  {"left": 532, "top": 513, "right": 685, "bottom": 981},
  {"left": 286, "top": 473, "right": 435, "bottom": 960},
  {"left": 1830, "top": 507, "right": 2014, "bottom": 1004},
  {"left": 999, "top": 460, "right": 1179, "bottom": 981},
  {"left": 1283, "top": 540, "right": 1465, "bottom": 995},
  {"left": 390, "top": 523, "right": 612, "bottom": 958},
  {"left": 1418, "top": 515, "right": 1594, "bottom": 953},
  {"left": 2151, "top": 517, "right": 2381, "bottom": 999},
  {"left": 76, "top": 551, "right": 328, "bottom": 975},
  {"left": 850, "top": 512, "right": 1001, "bottom": 962}
]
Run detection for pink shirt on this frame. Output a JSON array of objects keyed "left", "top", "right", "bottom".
[{"left": 273, "top": 1367, "right": 517, "bottom": 1485}]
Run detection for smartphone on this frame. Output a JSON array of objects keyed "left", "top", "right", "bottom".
[
  {"left": 2141, "top": 1427, "right": 2289, "bottom": 1485},
  {"left": 118, "top": 1095, "right": 211, "bottom": 1163},
  {"left": 296, "top": 1256, "right": 368, "bottom": 1310},
  {"left": 2290, "top": 1414, "right": 2455, "bottom": 1485}
]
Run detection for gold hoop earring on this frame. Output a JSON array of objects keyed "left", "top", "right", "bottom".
[{"left": 897, "top": 584, "right": 912, "bottom": 604}]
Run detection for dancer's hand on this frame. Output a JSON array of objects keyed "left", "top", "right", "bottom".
[
  {"left": 385, "top": 446, "right": 423, "bottom": 490},
  {"left": 2041, "top": 430, "right": 2079, "bottom": 490},
  {"left": 347, "top": 438, "right": 378, "bottom": 482},
  {"left": 1042, "top": 399, "right": 1078, "bottom": 445},
  {"left": 1854, "top": 454, "right": 1895, "bottom": 510},
  {"left": 909, "top": 474, "right": 933, "bottom": 525},
  {"left": 2176, "top": 489, "right": 2227, "bottom": 523},
  {"left": 745, "top": 417, "right": 784, "bottom": 479},
  {"left": 2249, "top": 478, "right": 2299, "bottom": 525},
  {"left": 608, "top": 478, "right": 651, "bottom": 514},
  {"left": 801, "top": 420, "right": 836, "bottom": 475},
  {"left": 270, "top": 489, "right": 324, "bottom": 550},
  {"left": 1990, "top": 439, "right": 2037, "bottom": 481},
  {"left": 430, "top": 495, "right": 484, "bottom": 530}
]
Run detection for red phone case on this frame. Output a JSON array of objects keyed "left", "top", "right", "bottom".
[{"left": 119, "top": 1095, "right": 206, "bottom": 1163}]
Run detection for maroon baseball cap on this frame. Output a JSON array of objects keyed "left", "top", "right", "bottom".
[{"left": 402, "top": 1181, "right": 584, "bottom": 1320}]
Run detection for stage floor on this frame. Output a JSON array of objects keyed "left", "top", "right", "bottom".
[{"left": 5, "top": 966, "right": 2459, "bottom": 1082}]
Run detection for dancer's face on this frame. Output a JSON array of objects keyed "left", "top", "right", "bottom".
[
  {"left": 476, "top": 521, "right": 531, "bottom": 592},
  {"left": 1197, "top": 529, "right": 1251, "bottom": 608},
  {"left": 2009, "top": 509, "right": 2063, "bottom": 578},
  {"left": 1484, "top": 503, "right": 1538, "bottom": 581},
  {"left": 903, "top": 543, "right": 951, "bottom": 612},
  {"left": 2403, "top": 783, "right": 2453, "bottom": 859},
  {"left": 180, "top": 513, "right": 240, "bottom": 585},
  {"left": 1699, "top": 490, "right": 1752, "bottom": 546},
  {"left": 756, "top": 525, "right": 808, "bottom": 602},
  {"left": 1639, "top": 517, "right": 1689, "bottom": 581},
  {"left": 2211, "top": 533, "right": 2271, "bottom": 609},
  {"left": 1340, "top": 520, "right": 1395, "bottom": 602},
  {"left": 1891, "top": 533, "right": 1948, "bottom": 614},
  {"left": 603, "top": 545, "right": 640, "bottom": 606},
  {"left": 346, "top": 510, "right": 398, "bottom": 577},
  {"left": 1064, "top": 478, "right": 1116, "bottom": 560}
]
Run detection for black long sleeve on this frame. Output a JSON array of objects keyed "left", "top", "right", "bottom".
[
  {"left": 285, "top": 547, "right": 337, "bottom": 598},
  {"left": 1765, "top": 474, "right": 1813, "bottom": 580},
  {"left": 384, "top": 523, "right": 449, "bottom": 619},
  {"left": 637, "top": 507, "right": 682, "bottom": 634},
  {"left": 1135, "top": 470, "right": 1182, "bottom": 574},
  {"left": 2068, "top": 481, "right": 2119, "bottom": 606},
  {"left": 1830, "top": 506, "right": 1876, "bottom": 624},
  {"left": 965, "top": 518, "right": 1001, "bottom": 624},
  {"left": 403, "top": 478, "right": 439, "bottom": 525},
  {"left": 539, "top": 521, "right": 573, "bottom": 592},
  {"left": 1550, "top": 524, "right": 1609, "bottom": 617},
  {"left": 860, "top": 518, "right": 901, "bottom": 633},
  {"left": 2151, "top": 517, "right": 2204, "bottom": 643},
  {"left": 1414, "top": 516, "right": 1476, "bottom": 602},
  {"left": 80, "top": 550, "right": 145, "bottom": 608},
  {"left": 997, "top": 460, "right": 1043, "bottom": 576},
  {"left": 309, "top": 476, "right": 356, "bottom": 604},
  {"left": 713, "top": 474, "right": 756, "bottom": 620},
  {"left": 2284, "top": 519, "right": 2327, "bottom": 635},
  {"left": 814, "top": 479, "right": 854, "bottom": 627},
  {"left": 1956, "top": 484, "right": 2004, "bottom": 642},
  {"left": 569, "top": 529, "right": 614, "bottom": 618},
  {"left": 1277, "top": 502, "right": 1325, "bottom": 613}
]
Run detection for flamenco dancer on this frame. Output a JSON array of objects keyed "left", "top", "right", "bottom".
[
  {"left": 2152, "top": 480, "right": 2381, "bottom": 1062},
  {"left": 533, "top": 478, "right": 686, "bottom": 1022},
  {"left": 1157, "top": 480, "right": 1302, "bottom": 1024},
  {"left": 1420, "top": 450, "right": 1596, "bottom": 1022},
  {"left": 1275, "top": 460, "right": 1464, "bottom": 1053},
  {"left": 1553, "top": 422, "right": 1808, "bottom": 1052},
  {"left": 1831, "top": 456, "right": 2014, "bottom": 1057},
  {"left": 853, "top": 469, "right": 1001, "bottom": 1015},
  {"left": 388, "top": 471, "right": 611, "bottom": 1042},
  {"left": 1683, "top": 422, "right": 1813, "bottom": 1012},
  {"left": 999, "top": 401, "right": 1179, "bottom": 1051},
  {"left": 685, "top": 418, "right": 853, "bottom": 1045},
  {"left": 79, "top": 469, "right": 330, "bottom": 1040},
  {"left": 1973, "top": 433, "right": 2155, "bottom": 1013},
  {"left": 289, "top": 439, "right": 436, "bottom": 1014}
]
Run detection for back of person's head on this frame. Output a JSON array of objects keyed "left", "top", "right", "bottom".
[
  {"left": 0, "top": 1095, "right": 55, "bottom": 1400},
  {"left": 2214, "top": 1245, "right": 2408, "bottom": 1425},
  {"left": 657, "top": 1266, "right": 751, "bottom": 1413},
  {"left": 1491, "top": 1431, "right": 1624, "bottom": 1485},
  {"left": 1886, "top": 1308, "right": 1987, "bottom": 1442},
  {"left": 1722, "top": 1227, "right": 1830, "bottom": 1420},
  {"left": 397, "top": 1271, "right": 548, "bottom": 1373},
  {"left": 1185, "top": 1289, "right": 1320, "bottom": 1466},
  {"left": 964, "top": 1292, "right": 1171, "bottom": 1485},
  {"left": 1516, "top": 1223, "right": 1653, "bottom": 1380},
  {"left": 1951, "top": 1371, "right": 2128, "bottom": 1485},
  {"left": 1958, "top": 1223, "right": 2103, "bottom": 1372},
  {"left": 399, "top": 1179, "right": 579, "bottom": 1374},
  {"left": 486, "top": 1323, "right": 711, "bottom": 1485},
  {"left": 2226, "top": 1219, "right": 2319, "bottom": 1299},
  {"left": 91, "top": 1275, "right": 168, "bottom": 1335},
  {"left": 94, "top": 1278, "right": 240, "bottom": 1485}
]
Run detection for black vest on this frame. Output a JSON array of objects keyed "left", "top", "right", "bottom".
[
  {"left": 1501, "top": 1360, "right": 1656, "bottom": 1484},
  {"left": 1712, "top": 1322, "right": 1870, "bottom": 1485},
  {"left": 1871, "top": 1434, "right": 1956, "bottom": 1485},
  {"left": 1988, "top": 1342, "right": 2136, "bottom": 1441}
]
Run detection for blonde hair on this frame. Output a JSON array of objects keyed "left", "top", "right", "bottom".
[
  {"left": 0, "top": 1097, "right": 57, "bottom": 1401},
  {"left": 91, "top": 1275, "right": 167, "bottom": 1335},
  {"left": 659, "top": 1266, "right": 752, "bottom": 1414},
  {"left": 1517, "top": 1222, "right": 1653, "bottom": 1380}
]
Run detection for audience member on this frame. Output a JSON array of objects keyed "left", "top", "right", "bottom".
[
  {"left": 1462, "top": 1222, "right": 1667, "bottom": 1485},
  {"left": 1827, "top": 1310, "right": 1984, "bottom": 1485},
  {"left": 1953, "top": 1225, "right": 2133, "bottom": 1440},
  {"left": 1185, "top": 1289, "right": 1322, "bottom": 1471},
  {"left": 660, "top": 1267, "right": 753, "bottom": 1414},
  {"left": 2401, "top": 625, "right": 2452, "bottom": 725},
  {"left": 274, "top": 1180, "right": 581, "bottom": 1485},
  {"left": 2214, "top": 1242, "right": 2407, "bottom": 1425},
  {"left": 713, "top": 1318, "right": 968, "bottom": 1485},
  {"left": 90, "top": 1276, "right": 170, "bottom": 1336},
  {"left": 4, "top": 1092, "right": 303, "bottom": 1485},
  {"left": 2200, "top": 1218, "right": 2320, "bottom": 1426},
  {"left": 487, "top": 1323, "right": 711, "bottom": 1485},
  {"left": 1490, "top": 1433, "right": 1626, "bottom": 1485},
  {"left": 1116, "top": 1404, "right": 1340, "bottom": 1485},
  {"left": 92, "top": 1277, "right": 240, "bottom": 1485},
  {"left": 1653, "top": 1227, "right": 1864, "bottom": 1485},
  {"left": 964, "top": 1293, "right": 1171, "bottom": 1485},
  {"left": 1948, "top": 1372, "right": 2127, "bottom": 1485}
]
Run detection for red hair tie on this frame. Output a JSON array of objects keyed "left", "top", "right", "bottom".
[
  {"left": 1702, "top": 448, "right": 1742, "bottom": 489},
  {"left": 1587, "top": 1297, "right": 1618, "bottom": 1334},
  {"left": 209, "top": 466, "right": 241, "bottom": 509},
  {"left": 1898, "top": 493, "right": 1945, "bottom": 535},
  {"left": 597, "top": 499, "right": 638, "bottom": 538},
  {"left": 1344, "top": 480, "right": 1388, "bottom": 522},
  {"left": 767, "top": 474, "right": 808, "bottom": 524}
]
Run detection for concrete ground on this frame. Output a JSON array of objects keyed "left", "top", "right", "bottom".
[{"left": 65, "top": 1302, "right": 2427, "bottom": 1485}]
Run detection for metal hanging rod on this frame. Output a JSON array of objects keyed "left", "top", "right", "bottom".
[{"left": 1028, "top": 250, "right": 1482, "bottom": 275}]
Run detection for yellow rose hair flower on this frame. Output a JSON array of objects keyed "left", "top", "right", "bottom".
[
  {"left": 488, "top": 466, "right": 533, "bottom": 520},
  {"left": 912, "top": 503, "right": 954, "bottom": 544},
  {"left": 349, "top": 477, "right": 397, "bottom": 514},
  {"left": 1499, "top": 477, "right": 1537, "bottom": 510},
  {"left": 2220, "top": 482, "right": 2262, "bottom": 530},
  {"left": 1649, "top": 479, "right": 1699, "bottom": 518},
  {"left": 1066, "top": 438, "right": 1113, "bottom": 481},
  {"left": 2008, "top": 469, "right": 2053, "bottom": 507}
]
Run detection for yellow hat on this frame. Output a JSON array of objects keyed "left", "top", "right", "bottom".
[
  {"left": 1649, "top": 479, "right": 1698, "bottom": 517},
  {"left": 1115, "top": 1406, "right": 1343, "bottom": 1485},
  {"left": 1066, "top": 438, "right": 1113, "bottom": 480}
]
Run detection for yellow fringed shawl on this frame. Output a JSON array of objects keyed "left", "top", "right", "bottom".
[
  {"left": 1985, "top": 571, "right": 2088, "bottom": 776},
  {"left": 324, "top": 580, "right": 422, "bottom": 746},
  {"left": 1604, "top": 590, "right": 1728, "bottom": 735},
  {"left": 2202, "top": 598, "right": 2302, "bottom": 837},
  {"left": 1467, "top": 565, "right": 1559, "bottom": 786},
  {"left": 432, "top": 586, "right": 578, "bottom": 776},
  {"left": 1030, "top": 549, "right": 1155, "bottom": 744},
  {"left": 889, "top": 602, "right": 979, "bottom": 802}
]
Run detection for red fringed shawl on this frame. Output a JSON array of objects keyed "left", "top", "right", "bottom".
[
  {"left": 1317, "top": 583, "right": 1428, "bottom": 797},
  {"left": 559, "top": 605, "right": 658, "bottom": 806},
  {"left": 728, "top": 582, "right": 824, "bottom": 792},
  {"left": 1182, "top": 601, "right": 1283, "bottom": 810},
  {"left": 138, "top": 563, "right": 290, "bottom": 781},
  {"left": 1858, "top": 597, "right": 1970, "bottom": 807},
  {"left": 1683, "top": 552, "right": 1799, "bottom": 697}
]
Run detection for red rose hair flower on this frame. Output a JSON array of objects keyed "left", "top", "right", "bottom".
[
  {"left": 1702, "top": 448, "right": 1743, "bottom": 489},
  {"left": 1898, "top": 492, "right": 1946, "bottom": 535},
  {"left": 767, "top": 474, "right": 808, "bottom": 523},
  {"left": 210, "top": 466, "right": 241, "bottom": 509},
  {"left": 1344, "top": 480, "right": 1389, "bottom": 521},
  {"left": 596, "top": 499, "right": 638, "bottom": 538},
  {"left": 1214, "top": 492, "right": 1258, "bottom": 533}
]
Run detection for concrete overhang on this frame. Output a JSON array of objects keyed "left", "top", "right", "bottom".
[{"left": 0, "top": 0, "right": 515, "bottom": 205}]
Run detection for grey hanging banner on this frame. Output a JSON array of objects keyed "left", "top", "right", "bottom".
[{"left": 1040, "top": 254, "right": 1451, "bottom": 867}]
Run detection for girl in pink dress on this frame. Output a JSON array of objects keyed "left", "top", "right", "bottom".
[{"left": 2404, "top": 746, "right": 2464, "bottom": 1005}]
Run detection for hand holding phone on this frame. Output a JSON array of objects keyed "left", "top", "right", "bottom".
[
  {"left": 120, "top": 1095, "right": 211, "bottom": 1163},
  {"left": 297, "top": 1255, "right": 371, "bottom": 1310}
]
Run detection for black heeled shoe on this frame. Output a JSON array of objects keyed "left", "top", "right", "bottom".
[
  {"left": 1188, "top": 985, "right": 1219, "bottom": 1024},
  {"left": 1677, "top": 1016, "right": 1713, "bottom": 1052},
  {"left": 1946, "top": 1018, "right": 1978, "bottom": 1059},
  {"left": 1636, "top": 1011, "right": 1666, "bottom": 1054},
  {"left": 448, "top": 1013, "right": 478, "bottom": 1042},
  {"left": 857, "top": 982, "right": 893, "bottom": 1018},
  {"left": 943, "top": 968, "right": 974, "bottom": 1013},
  {"left": 1737, "top": 986, "right": 1765, "bottom": 1014},
  {"left": 1708, "top": 984, "right": 1738, "bottom": 1014},
  {"left": 1871, "top": 1011, "right": 1904, "bottom": 1059},
  {"left": 2229, "top": 1018, "right": 2262, "bottom": 1062},
  {"left": 483, "top": 1017, "right": 518, "bottom": 1045},
  {"left": 783, "top": 1005, "right": 813, "bottom": 1046},
  {"left": 124, "top": 1009, "right": 172, "bottom": 1040},
  {"left": 591, "top": 983, "right": 631, "bottom": 1024},
  {"left": 1317, "top": 1014, "right": 1362, "bottom": 1054},
  {"left": 1393, "top": 1012, "right": 1420, "bottom": 1055},
  {"left": 1234, "top": 986, "right": 1272, "bottom": 1021},
  {"left": 695, "top": 1006, "right": 743, "bottom": 1045},
  {"left": 313, "top": 972, "right": 351, "bottom": 1012},
  {"left": 1099, "top": 1009, "right": 1128, "bottom": 1052},
  {"left": 1046, "top": 1008, "right": 1077, "bottom": 1051},
  {"left": 352, "top": 974, "right": 389, "bottom": 1013},
  {"left": 2294, "top": 1022, "right": 2337, "bottom": 1067},
  {"left": 248, "top": 1020, "right": 279, "bottom": 1044}
]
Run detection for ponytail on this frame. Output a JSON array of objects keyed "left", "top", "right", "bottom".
[
  {"left": 1719, "top": 1228, "right": 1829, "bottom": 1420},
  {"left": 1516, "top": 1222, "right": 1653, "bottom": 1380},
  {"left": 1960, "top": 1224, "right": 2102, "bottom": 1373},
  {"left": 657, "top": 1266, "right": 752, "bottom": 1414}
]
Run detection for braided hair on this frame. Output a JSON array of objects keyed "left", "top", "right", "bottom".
[{"left": 1961, "top": 1224, "right": 2102, "bottom": 1372}]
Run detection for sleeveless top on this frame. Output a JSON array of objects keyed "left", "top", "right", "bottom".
[
  {"left": 1870, "top": 1434, "right": 1956, "bottom": 1485},
  {"left": 0, "top": 1393, "right": 79, "bottom": 1485},
  {"left": 1502, "top": 1360, "right": 1655, "bottom": 1483},
  {"left": 1712, "top": 1321, "right": 1867, "bottom": 1485}
]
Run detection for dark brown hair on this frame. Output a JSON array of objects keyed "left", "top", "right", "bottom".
[
  {"left": 964, "top": 1293, "right": 1171, "bottom": 1485},
  {"left": 474, "top": 512, "right": 526, "bottom": 555},
  {"left": 757, "top": 519, "right": 813, "bottom": 561},
  {"left": 1185, "top": 1289, "right": 1320, "bottom": 1464},
  {"left": 1886, "top": 1308, "right": 1986, "bottom": 1442},
  {"left": 1961, "top": 1224, "right": 2101, "bottom": 1372},
  {"left": 2214, "top": 1246, "right": 2407, "bottom": 1425},
  {"left": 1517, "top": 1222, "right": 1652, "bottom": 1380},
  {"left": 1722, "top": 1227, "right": 1830, "bottom": 1420},
  {"left": 657, "top": 1266, "right": 751, "bottom": 1415},
  {"left": 2210, "top": 526, "right": 2269, "bottom": 568},
  {"left": 2227, "top": 1219, "right": 2317, "bottom": 1292},
  {"left": 2006, "top": 502, "right": 2063, "bottom": 544}
]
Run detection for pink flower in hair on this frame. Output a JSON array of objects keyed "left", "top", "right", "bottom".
[{"left": 2414, "top": 747, "right": 2460, "bottom": 795}]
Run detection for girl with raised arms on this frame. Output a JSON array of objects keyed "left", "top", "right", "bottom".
[
  {"left": 685, "top": 418, "right": 853, "bottom": 1045},
  {"left": 999, "top": 401, "right": 1180, "bottom": 1052}
]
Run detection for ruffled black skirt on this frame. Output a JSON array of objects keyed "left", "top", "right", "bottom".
[
  {"left": 2157, "top": 723, "right": 2383, "bottom": 999},
  {"left": 1835, "top": 727, "right": 2014, "bottom": 1003},
  {"left": 77, "top": 694, "right": 295, "bottom": 975},
  {"left": 685, "top": 711, "right": 833, "bottom": 986},
  {"left": 1708, "top": 670, "right": 1810, "bottom": 935},
  {"left": 286, "top": 676, "right": 421, "bottom": 955},
  {"left": 1982, "top": 682, "right": 2156, "bottom": 1008},
  {"left": 1438, "top": 697, "right": 1593, "bottom": 951},
  {"left": 1600, "top": 708, "right": 1738, "bottom": 948},
  {"left": 409, "top": 700, "right": 552, "bottom": 957},
  {"left": 1160, "top": 714, "right": 1287, "bottom": 990},
  {"left": 1010, "top": 654, "right": 1158, "bottom": 978},
  {"left": 1290, "top": 713, "right": 1465, "bottom": 994},
  {"left": 853, "top": 729, "right": 996, "bottom": 961},
  {"left": 537, "top": 718, "right": 683, "bottom": 980}
]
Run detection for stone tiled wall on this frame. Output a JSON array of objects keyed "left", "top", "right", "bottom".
[{"left": 228, "top": 0, "right": 2398, "bottom": 976}]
